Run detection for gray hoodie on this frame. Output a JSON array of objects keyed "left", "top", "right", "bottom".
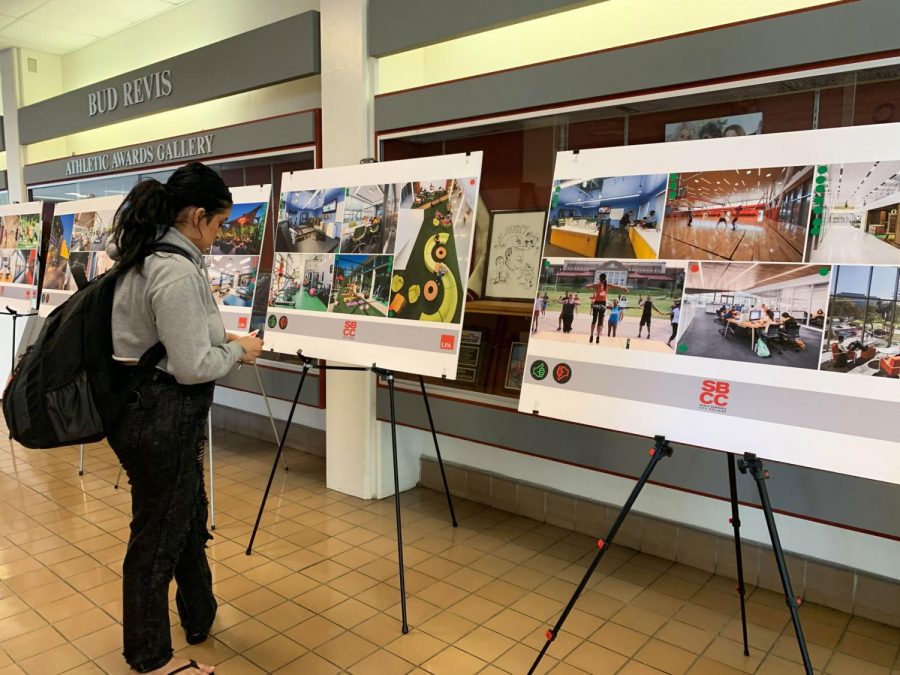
[{"left": 109, "top": 227, "right": 244, "bottom": 385}]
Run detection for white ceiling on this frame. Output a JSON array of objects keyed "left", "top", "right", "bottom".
[{"left": 0, "top": 0, "right": 192, "bottom": 56}]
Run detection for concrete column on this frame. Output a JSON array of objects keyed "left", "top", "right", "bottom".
[
  {"left": 0, "top": 49, "right": 26, "bottom": 202},
  {"left": 320, "top": 0, "right": 380, "bottom": 499}
]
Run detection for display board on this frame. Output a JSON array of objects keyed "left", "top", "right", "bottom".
[
  {"left": 39, "top": 195, "right": 122, "bottom": 315},
  {"left": 206, "top": 184, "right": 271, "bottom": 333},
  {"left": 266, "top": 153, "right": 483, "bottom": 377},
  {"left": 519, "top": 124, "right": 900, "bottom": 484},
  {"left": 0, "top": 202, "right": 43, "bottom": 312}
]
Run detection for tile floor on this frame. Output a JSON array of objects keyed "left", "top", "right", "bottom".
[{"left": 0, "top": 427, "right": 898, "bottom": 674}]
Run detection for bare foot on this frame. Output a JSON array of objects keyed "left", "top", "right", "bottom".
[{"left": 130, "top": 657, "right": 214, "bottom": 674}]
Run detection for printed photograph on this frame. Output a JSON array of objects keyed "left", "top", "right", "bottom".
[
  {"left": 15, "top": 213, "right": 41, "bottom": 250},
  {"left": 276, "top": 188, "right": 345, "bottom": 254},
  {"left": 665, "top": 112, "right": 763, "bottom": 142},
  {"left": 388, "top": 178, "right": 477, "bottom": 324},
  {"left": 339, "top": 184, "right": 397, "bottom": 255},
  {"left": 44, "top": 214, "right": 74, "bottom": 290},
  {"left": 71, "top": 209, "right": 115, "bottom": 252},
  {"left": 820, "top": 265, "right": 900, "bottom": 377},
  {"left": 65, "top": 251, "right": 115, "bottom": 291},
  {"left": 806, "top": 160, "right": 900, "bottom": 265},
  {"left": 532, "top": 258, "right": 685, "bottom": 352},
  {"left": 205, "top": 255, "right": 260, "bottom": 307},
  {"left": 676, "top": 262, "right": 829, "bottom": 370},
  {"left": 660, "top": 166, "right": 813, "bottom": 262},
  {"left": 211, "top": 201, "right": 268, "bottom": 256},
  {"left": 329, "top": 254, "right": 392, "bottom": 317},
  {"left": 1, "top": 214, "right": 40, "bottom": 249},
  {"left": 546, "top": 174, "right": 667, "bottom": 259},
  {"left": 0, "top": 249, "right": 36, "bottom": 285},
  {"left": 269, "top": 253, "right": 333, "bottom": 312}
]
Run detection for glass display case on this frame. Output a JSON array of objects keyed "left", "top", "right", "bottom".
[{"left": 381, "top": 63, "right": 900, "bottom": 399}]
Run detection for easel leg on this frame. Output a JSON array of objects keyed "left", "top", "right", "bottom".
[
  {"left": 208, "top": 413, "right": 216, "bottom": 531},
  {"left": 727, "top": 452, "right": 750, "bottom": 656},
  {"left": 387, "top": 373, "right": 409, "bottom": 633},
  {"left": 529, "top": 436, "right": 673, "bottom": 674},
  {"left": 246, "top": 363, "right": 309, "bottom": 555},
  {"left": 78, "top": 444, "right": 84, "bottom": 476},
  {"left": 253, "top": 363, "right": 289, "bottom": 471},
  {"left": 738, "top": 453, "right": 813, "bottom": 675},
  {"left": 418, "top": 376, "right": 457, "bottom": 527},
  {"left": 114, "top": 466, "right": 122, "bottom": 489}
]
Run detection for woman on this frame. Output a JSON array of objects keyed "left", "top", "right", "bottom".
[
  {"left": 585, "top": 273, "right": 627, "bottom": 343},
  {"left": 561, "top": 292, "right": 579, "bottom": 333},
  {"left": 107, "top": 162, "right": 264, "bottom": 675}
]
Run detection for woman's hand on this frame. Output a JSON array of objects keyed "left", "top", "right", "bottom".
[{"left": 236, "top": 334, "right": 264, "bottom": 363}]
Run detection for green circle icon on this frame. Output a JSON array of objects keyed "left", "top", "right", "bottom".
[
  {"left": 815, "top": 175, "right": 826, "bottom": 185},
  {"left": 819, "top": 267, "right": 830, "bottom": 276},
  {"left": 677, "top": 344, "right": 688, "bottom": 354},
  {"left": 544, "top": 259, "right": 551, "bottom": 267},
  {"left": 817, "top": 165, "right": 828, "bottom": 174},
  {"left": 815, "top": 184, "right": 825, "bottom": 194}
]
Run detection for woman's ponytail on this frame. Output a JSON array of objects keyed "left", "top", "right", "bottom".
[
  {"left": 111, "top": 179, "right": 174, "bottom": 271},
  {"left": 111, "top": 161, "right": 232, "bottom": 271}
]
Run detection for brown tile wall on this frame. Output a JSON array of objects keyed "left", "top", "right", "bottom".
[{"left": 419, "top": 457, "right": 900, "bottom": 629}]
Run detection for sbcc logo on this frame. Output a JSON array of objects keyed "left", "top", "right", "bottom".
[
  {"left": 699, "top": 379, "right": 730, "bottom": 413},
  {"left": 343, "top": 321, "right": 357, "bottom": 339},
  {"left": 439, "top": 334, "right": 455, "bottom": 351}
]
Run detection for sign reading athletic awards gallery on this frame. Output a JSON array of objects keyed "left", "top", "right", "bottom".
[
  {"left": 63, "top": 134, "right": 215, "bottom": 176},
  {"left": 88, "top": 69, "right": 173, "bottom": 116}
]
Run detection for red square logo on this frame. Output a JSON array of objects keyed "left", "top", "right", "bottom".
[
  {"left": 237, "top": 317, "right": 248, "bottom": 329},
  {"left": 439, "top": 334, "right": 455, "bottom": 351}
]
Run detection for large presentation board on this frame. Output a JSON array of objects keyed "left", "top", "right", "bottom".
[
  {"left": 0, "top": 202, "right": 42, "bottom": 312},
  {"left": 519, "top": 124, "right": 900, "bottom": 485},
  {"left": 206, "top": 184, "right": 271, "bottom": 333},
  {"left": 265, "top": 153, "right": 483, "bottom": 377},
  {"left": 40, "top": 195, "right": 121, "bottom": 315}
]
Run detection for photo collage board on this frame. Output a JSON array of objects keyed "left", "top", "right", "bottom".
[
  {"left": 40, "top": 195, "right": 122, "bottom": 315},
  {"left": 519, "top": 123, "right": 900, "bottom": 485},
  {"left": 207, "top": 184, "right": 271, "bottom": 333},
  {"left": 0, "top": 202, "right": 43, "bottom": 313},
  {"left": 265, "top": 152, "right": 483, "bottom": 378},
  {"left": 39, "top": 186, "right": 271, "bottom": 334}
]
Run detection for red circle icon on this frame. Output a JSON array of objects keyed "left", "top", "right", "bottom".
[
  {"left": 690, "top": 263, "right": 700, "bottom": 273},
  {"left": 278, "top": 316, "right": 288, "bottom": 330}
]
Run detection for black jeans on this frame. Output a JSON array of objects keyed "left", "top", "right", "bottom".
[{"left": 107, "top": 371, "right": 216, "bottom": 673}]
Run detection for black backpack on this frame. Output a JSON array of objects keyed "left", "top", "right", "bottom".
[{"left": 3, "top": 244, "right": 190, "bottom": 449}]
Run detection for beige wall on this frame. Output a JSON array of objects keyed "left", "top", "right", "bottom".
[
  {"left": 377, "top": 0, "right": 839, "bottom": 93},
  {"left": 22, "top": 0, "right": 321, "bottom": 163}
]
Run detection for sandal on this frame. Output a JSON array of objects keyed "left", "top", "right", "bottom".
[{"left": 167, "top": 660, "right": 212, "bottom": 674}]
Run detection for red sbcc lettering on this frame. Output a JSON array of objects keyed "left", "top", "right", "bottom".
[
  {"left": 699, "top": 380, "right": 730, "bottom": 408},
  {"left": 343, "top": 321, "right": 357, "bottom": 338}
]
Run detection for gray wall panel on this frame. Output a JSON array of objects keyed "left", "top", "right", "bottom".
[
  {"left": 375, "top": 0, "right": 900, "bottom": 132},
  {"left": 218, "top": 364, "right": 320, "bottom": 408},
  {"left": 375, "top": 386, "right": 899, "bottom": 538},
  {"left": 19, "top": 12, "right": 320, "bottom": 144},
  {"left": 0, "top": 171, "right": 6, "bottom": 192},
  {"left": 368, "top": 0, "right": 597, "bottom": 56},
  {"left": 24, "top": 110, "right": 317, "bottom": 185}
]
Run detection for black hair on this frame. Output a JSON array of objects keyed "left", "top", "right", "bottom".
[{"left": 111, "top": 161, "right": 232, "bottom": 272}]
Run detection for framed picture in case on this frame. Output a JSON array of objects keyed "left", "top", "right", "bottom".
[{"left": 483, "top": 210, "right": 546, "bottom": 301}]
